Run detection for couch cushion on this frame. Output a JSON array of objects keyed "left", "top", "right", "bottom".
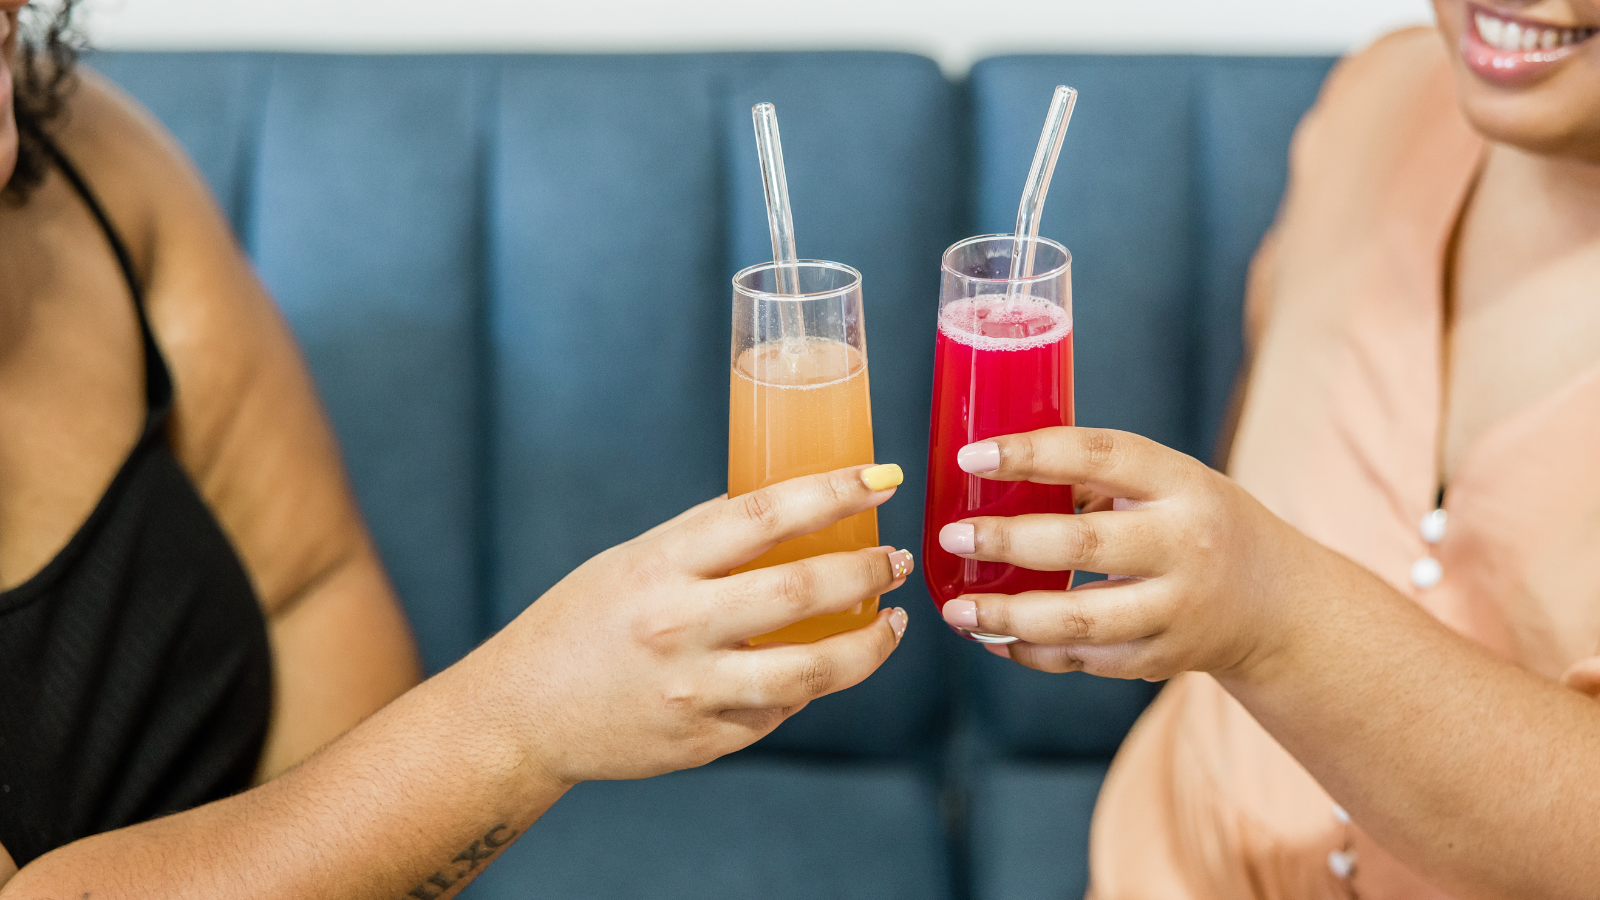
[
  {"left": 487, "top": 52, "right": 959, "bottom": 758},
  {"left": 967, "top": 761, "right": 1108, "bottom": 900},
  {"left": 464, "top": 760, "right": 953, "bottom": 900},
  {"left": 247, "top": 55, "right": 493, "bottom": 675}
]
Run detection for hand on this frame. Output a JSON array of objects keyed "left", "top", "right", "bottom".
[
  {"left": 937, "top": 428, "right": 1326, "bottom": 681},
  {"left": 494, "top": 464, "right": 914, "bottom": 785}
]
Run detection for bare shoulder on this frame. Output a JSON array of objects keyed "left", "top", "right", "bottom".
[
  {"left": 45, "top": 66, "right": 370, "bottom": 617},
  {"left": 46, "top": 66, "right": 222, "bottom": 282}
]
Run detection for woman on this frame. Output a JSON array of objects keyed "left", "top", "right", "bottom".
[
  {"left": 0, "top": 1, "right": 914, "bottom": 895},
  {"left": 937, "top": 1, "right": 1600, "bottom": 897}
]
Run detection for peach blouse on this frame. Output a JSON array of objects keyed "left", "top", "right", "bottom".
[{"left": 1087, "top": 28, "right": 1600, "bottom": 900}]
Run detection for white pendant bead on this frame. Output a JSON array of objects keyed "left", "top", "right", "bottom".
[
  {"left": 1328, "top": 849, "right": 1357, "bottom": 879},
  {"left": 1332, "top": 804, "right": 1350, "bottom": 825},
  {"left": 1419, "top": 508, "right": 1449, "bottom": 545},
  {"left": 1411, "top": 556, "right": 1443, "bottom": 589}
]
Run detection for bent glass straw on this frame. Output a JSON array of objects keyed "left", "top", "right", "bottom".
[{"left": 1009, "top": 85, "right": 1078, "bottom": 297}]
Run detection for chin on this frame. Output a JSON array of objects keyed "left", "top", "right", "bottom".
[{"left": 1434, "top": 0, "right": 1600, "bottom": 163}]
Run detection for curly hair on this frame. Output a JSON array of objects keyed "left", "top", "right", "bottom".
[{"left": 4, "top": 0, "right": 83, "bottom": 202}]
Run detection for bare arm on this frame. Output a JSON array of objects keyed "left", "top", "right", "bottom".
[
  {"left": 1224, "top": 539, "right": 1600, "bottom": 900},
  {"left": 941, "top": 428, "right": 1600, "bottom": 900},
  {"left": 6, "top": 640, "right": 564, "bottom": 900}
]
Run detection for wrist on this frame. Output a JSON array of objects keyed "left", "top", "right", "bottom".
[
  {"left": 431, "top": 633, "right": 577, "bottom": 805},
  {"left": 1215, "top": 519, "right": 1343, "bottom": 690}
]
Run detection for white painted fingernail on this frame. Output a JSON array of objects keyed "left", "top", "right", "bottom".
[{"left": 957, "top": 442, "right": 1001, "bottom": 474}]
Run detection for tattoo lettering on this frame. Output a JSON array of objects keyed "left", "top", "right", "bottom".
[
  {"left": 400, "top": 823, "right": 519, "bottom": 900},
  {"left": 405, "top": 871, "right": 455, "bottom": 900}
]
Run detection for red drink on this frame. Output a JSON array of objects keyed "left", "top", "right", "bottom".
[{"left": 923, "top": 296, "right": 1075, "bottom": 631}]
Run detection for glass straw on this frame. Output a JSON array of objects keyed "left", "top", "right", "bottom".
[
  {"left": 753, "top": 103, "right": 803, "bottom": 294},
  {"left": 1008, "top": 85, "right": 1078, "bottom": 300},
  {"left": 752, "top": 102, "right": 806, "bottom": 361}
]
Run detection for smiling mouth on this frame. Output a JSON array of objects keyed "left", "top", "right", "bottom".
[
  {"left": 1469, "top": 3, "right": 1598, "bottom": 54},
  {"left": 1461, "top": 2, "right": 1599, "bottom": 84}
]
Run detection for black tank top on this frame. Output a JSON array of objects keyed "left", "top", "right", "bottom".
[{"left": 0, "top": 135, "right": 272, "bottom": 866}]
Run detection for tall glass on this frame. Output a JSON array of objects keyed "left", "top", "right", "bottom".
[
  {"left": 923, "top": 235, "right": 1074, "bottom": 643},
  {"left": 729, "top": 260, "right": 878, "bottom": 645}
]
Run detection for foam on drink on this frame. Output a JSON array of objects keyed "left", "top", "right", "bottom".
[{"left": 938, "top": 296, "right": 1072, "bottom": 349}]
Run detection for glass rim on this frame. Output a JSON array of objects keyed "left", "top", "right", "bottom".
[
  {"left": 941, "top": 233, "right": 1072, "bottom": 286},
  {"left": 732, "top": 259, "right": 863, "bottom": 301}
]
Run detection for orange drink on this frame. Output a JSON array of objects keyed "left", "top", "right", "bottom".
[
  {"left": 728, "top": 260, "right": 878, "bottom": 645},
  {"left": 730, "top": 339, "right": 877, "bottom": 644}
]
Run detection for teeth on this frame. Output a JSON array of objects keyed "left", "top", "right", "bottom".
[
  {"left": 1477, "top": 6, "right": 1600, "bottom": 52},
  {"left": 1478, "top": 13, "right": 1504, "bottom": 46}
]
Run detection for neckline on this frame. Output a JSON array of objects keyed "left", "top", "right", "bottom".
[
  {"left": 0, "top": 128, "right": 172, "bottom": 609},
  {"left": 1434, "top": 143, "right": 1600, "bottom": 505},
  {"left": 0, "top": 437, "right": 162, "bottom": 614}
]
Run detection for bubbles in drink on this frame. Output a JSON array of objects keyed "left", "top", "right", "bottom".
[
  {"left": 735, "top": 336, "right": 866, "bottom": 390},
  {"left": 939, "top": 296, "right": 1071, "bottom": 351}
]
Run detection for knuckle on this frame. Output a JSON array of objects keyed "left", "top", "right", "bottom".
[
  {"left": 1058, "top": 604, "right": 1096, "bottom": 642},
  {"left": 630, "top": 607, "right": 690, "bottom": 655},
  {"left": 774, "top": 561, "right": 818, "bottom": 613},
  {"left": 1062, "top": 519, "right": 1102, "bottom": 567},
  {"left": 659, "top": 679, "right": 702, "bottom": 714},
  {"left": 822, "top": 471, "right": 855, "bottom": 506},
  {"left": 1011, "top": 433, "right": 1037, "bottom": 474},
  {"left": 739, "top": 490, "right": 784, "bottom": 536},
  {"left": 626, "top": 547, "right": 674, "bottom": 590},
  {"left": 860, "top": 551, "right": 891, "bottom": 592},
  {"left": 1084, "top": 429, "right": 1120, "bottom": 476},
  {"left": 797, "top": 652, "right": 836, "bottom": 696},
  {"left": 987, "top": 521, "right": 1012, "bottom": 558},
  {"left": 981, "top": 598, "right": 1013, "bottom": 636}
]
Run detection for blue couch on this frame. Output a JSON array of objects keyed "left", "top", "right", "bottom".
[{"left": 92, "top": 49, "right": 1334, "bottom": 900}]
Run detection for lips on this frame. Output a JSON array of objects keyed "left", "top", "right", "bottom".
[{"left": 1463, "top": 1, "right": 1600, "bottom": 86}]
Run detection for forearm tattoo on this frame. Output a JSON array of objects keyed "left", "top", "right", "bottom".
[{"left": 401, "top": 824, "right": 518, "bottom": 900}]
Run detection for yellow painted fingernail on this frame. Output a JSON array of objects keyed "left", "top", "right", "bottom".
[{"left": 862, "top": 464, "right": 904, "bottom": 492}]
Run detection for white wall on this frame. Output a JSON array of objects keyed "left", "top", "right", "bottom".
[{"left": 80, "top": 0, "right": 1436, "bottom": 74}]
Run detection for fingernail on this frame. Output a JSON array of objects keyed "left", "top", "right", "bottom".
[
  {"left": 939, "top": 522, "right": 976, "bottom": 555},
  {"left": 889, "top": 608, "right": 909, "bottom": 641},
  {"left": 862, "top": 464, "right": 904, "bottom": 492},
  {"left": 888, "top": 549, "right": 914, "bottom": 580},
  {"left": 942, "top": 599, "right": 978, "bottom": 630},
  {"left": 957, "top": 441, "right": 1001, "bottom": 474}
]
